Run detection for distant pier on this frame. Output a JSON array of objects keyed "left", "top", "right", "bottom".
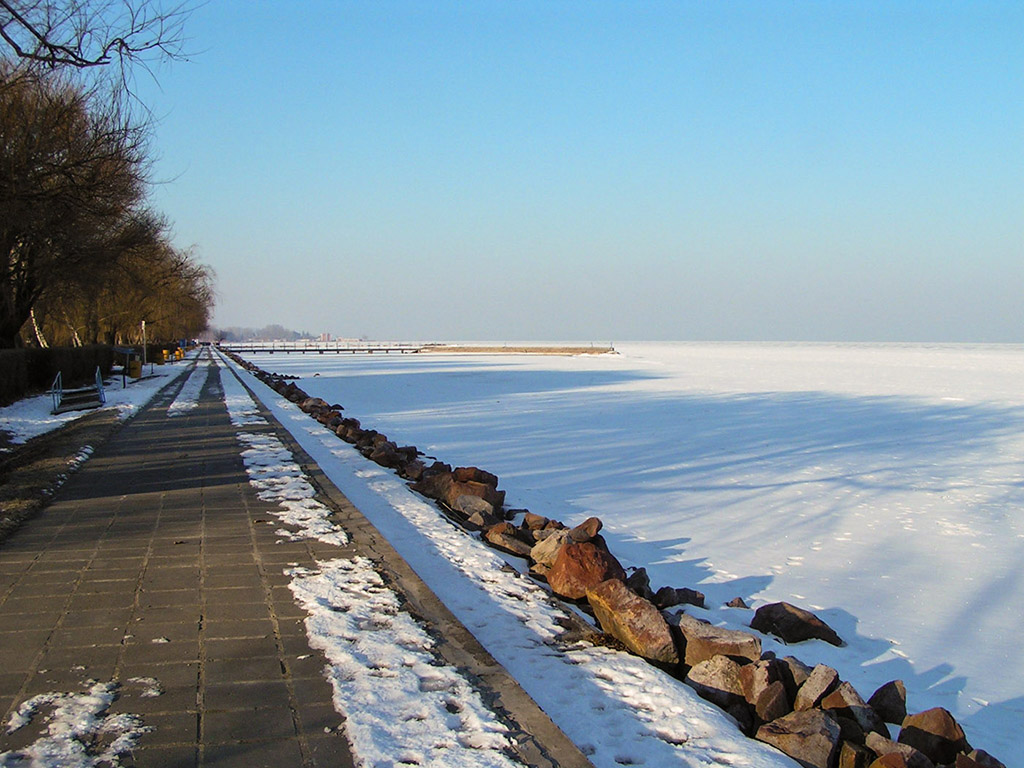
[
  {"left": 216, "top": 342, "right": 616, "bottom": 355},
  {"left": 217, "top": 341, "right": 424, "bottom": 354}
]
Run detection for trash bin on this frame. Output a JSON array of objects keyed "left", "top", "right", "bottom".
[{"left": 128, "top": 359, "right": 142, "bottom": 378}]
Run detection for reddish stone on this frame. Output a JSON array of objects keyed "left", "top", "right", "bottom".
[
  {"left": 586, "top": 579, "right": 679, "bottom": 665},
  {"left": 547, "top": 541, "right": 626, "bottom": 600}
]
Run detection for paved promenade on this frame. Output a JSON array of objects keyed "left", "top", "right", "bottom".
[
  {"left": 0, "top": 360, "right": 593, "bottom": 768},
  {"left": 0, "top": 362, "right": 355, "bottom": 766}
]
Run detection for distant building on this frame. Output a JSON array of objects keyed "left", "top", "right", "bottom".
[{"left": 319, "top": 332, "right": 332, "bottom": 342}]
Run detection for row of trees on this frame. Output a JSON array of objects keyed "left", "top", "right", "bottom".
[{"left": 0, "top": 1, "right": 212, "bottom": 349}]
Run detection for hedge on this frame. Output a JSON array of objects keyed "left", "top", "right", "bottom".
[{"left": 0, "top": 345, "right": 115, "bottom": 406}]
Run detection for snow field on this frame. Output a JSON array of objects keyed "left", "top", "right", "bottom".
[{"left": 237, "top": 342, "right": 1024, "bottom": 760}]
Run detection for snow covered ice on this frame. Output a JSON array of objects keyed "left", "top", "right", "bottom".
[{"left": 235, "top": 341, "right": 1024, "bottom": 759}]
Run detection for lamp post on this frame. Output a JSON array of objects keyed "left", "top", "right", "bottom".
[{"left": 141, "top": 320, "right": 147, "bottom": 370}]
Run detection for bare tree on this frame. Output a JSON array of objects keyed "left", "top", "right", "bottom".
[
  {"left": 0, "top": 64, "right": 151, "bottom": 346},
  {"left": 0, "top": 0, "right": 188, "bottom": 75}
]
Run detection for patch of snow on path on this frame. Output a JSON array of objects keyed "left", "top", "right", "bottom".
[
  {"left": 289, "top": 559, "right": 517, "bottom": 768},
  {"left": 0, "top": 681, "right": 149, "bottom": 768},
  {"left": 221, "top": 354, "right": 797, "bottom": 768},
  {"left": 166, "top": 350, "right": 212, "bottom": 416}
]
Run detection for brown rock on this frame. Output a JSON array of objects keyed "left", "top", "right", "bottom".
[
  {"left": 753, "top": 680, "right": 790, "bottom": 726},
  {"left": 677, "top": 587, "right": 706, "bottom": 608},
  {"left": 369, "top": 441, "right": 404, "bottom": 468},
  {"left": 963, "top": 750, "right": 1006, "bottom": 768},
  {"left": 778, "top": 655, "right": 813, "bottom": 702},
  {"left": 898, "top": 708, "right": 970, "bottom": 766},
  {"left": 669, "top": 612, "right": 762, "bottom": 667},
  {"left": 399, "top": 458, "right": 426, "bottom": 481},
  {"left": 586, "top": 579, "right": 679, "bottom": 665},
  {"left": 755, "top": 709, "right": 842, "bottom": 768},
  {"left": 821, "top": 681, "right": 890, "bottom": 739},
  {"left": 523, "top": 512, "right": 549, "bottom": 530},
  {"left": 625, "top": 567, "right": 654, "bottom": 600},
  {"left": 466, "top": 508, "right": 502, "bottom": 530},
  {"left": 868, "top": 680, "right": 907, "bottom": 725},
  {"left": 655, "top": 586, "right": 707, "bottom": 609},
  {"left": 727, "top": 596, "right": 750, "bottom": 609},
  {"left": 452, "top": 466, "right": 499, "bottom": 487},
  {"left": 529, "top": 529, "right": 569, "bottom": 568},
  {"left": 653, "top": 586, "right": 681, "bottom": 608},
  {"left": 839, "top": 741, "right": 877, "bottom": 768},
  {"left": 740, "top": 658, "right": 783, "bottom": 705},
  {"left": 751, "top": 602, "right": 844, "bottom": 646},
  {"left": 865, "top": 733, "right": 935, "bottom": 768},
  {"left": 454, "top": 494, "right": 500, "bottom": 520},
  {"left": 484, "top": 523, "right": 534, "bottom": 558},
  {"left": 684, "top": 654, "right": 746, "bottom": 709},
  {"left": 547, "top": 541, "right": 627, "bottom": 600},
  {"left": 794, "top": 664, "right": 840, "bottom": 711},
  {"left": 444, "top": 479, "right": 505, "bottom": 514},
  {"left": 567, "top": 516, "right": 603, "bottom": 542}
]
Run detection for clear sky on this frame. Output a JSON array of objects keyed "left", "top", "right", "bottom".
[{"left": 135, "top": 1, "right": 1023, "bottom": 342}]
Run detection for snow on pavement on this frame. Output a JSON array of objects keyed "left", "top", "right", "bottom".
[
  {"left": 1, "top": 681, "right": 151, "bottom": 768},
  {"left": 166, "top": 349, "right": 213, "bottom": 416},
  {"left": 218, "top": 351, "right": 797, "bottom": 768}
]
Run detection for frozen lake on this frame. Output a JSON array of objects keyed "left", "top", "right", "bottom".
[{"left": 241, "top": 341, "right": 1024, "bottom": 755}]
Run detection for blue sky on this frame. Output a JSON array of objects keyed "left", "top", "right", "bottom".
[{"left": 136, "top": 1, "right": 1023, "bottom": 341}]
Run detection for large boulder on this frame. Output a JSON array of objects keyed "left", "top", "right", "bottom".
[
  {"left": 668, "top": 612, "right": 762, "bottom": 667},
  {"left": 529, "top": 529, "right": 569, "bottom": 568},
  {"left": 567, "top": 516, "right": 603, "bottom": 543},
  {"left": 755, "top": 709, "right": 842, "bottom": 768},
  {"left": 839, "top": 741, "right": 877, "bottom": 768},
  {"left": 586, "top": 579, "right": 679, "bottom": 665},
  {"left": 898, "top": 708, "right": 970, "bottom": 766},
  {"left": 547, "top": 541, "right": 626, "bottom": 600},
  {"left": 684, "top": 654, "right": 746, "bottom": 710},
  {"left": 868, "top": 680, "right": 907, "bottom": 725},
  {"left": 625, "top": 567, "right": 654, "bottom": 600},
  {"left": 484, "top": 523, "right": 533, "bottom": 558},
  {"left": 452, "top": 466, "right": 499, "bottom": 486},
  {"left": 750, "top": 602, "right": 844, "bottom": 646},
  {"left": 793, "top": 664, "right": 840, "bottom": 711},
  {"left": 778, "top": 655, "right": 814, "bottom": 702},
  {"left": 740, "top": 659, "right": 791, "bottom": 725},
  {"left": 821, "top": 681, "right": 890, "bottom": 739},
  {"left": 865, "top": 733, "right": 935, "bottom": 768}
]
